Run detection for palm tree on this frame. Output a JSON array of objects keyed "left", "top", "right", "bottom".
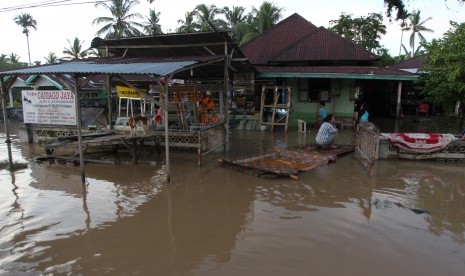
[
  {"left": 63, "top": 38, "right": 88, "bottom": 60},
  {"left": 93, "top": 0, "right": 144, "bottom": 38},
  {"left": 14, "top": 13, "right": 37, "bottom": 66},
  {"left": 252, "top": 1, "right": 283, "bottom": 33},
  {"left": 8, "top": 53, "right": 21, "bottom": 64},
  {"left": 222, "top": 6, "right": 247, "bottom": 40},
  {"left": 397, "top": 11, "right": 411, "bottom": 60},
  {"left": 193, "top": 4, "right": 226, "bottom": 31},
  {"left": 403, "top": 10, "right": 433, "bottom": 56},
  {"left": 176, "top": 11, "right": 200, "bottom": 33},
  {"left": 44, "top": 52, "right": 59, "bottom": 64},
  {"left": 143, "top": 8, "right": 163, "bottom": 35},
  {"left": 239, "top": 1, "right": 283, "bottom": 45},
  {"left": 0, "top": 54, "right": 11, "bottom": 70},
  {"left": 87, "top": 48, "right": 107, "bottom": 58}
]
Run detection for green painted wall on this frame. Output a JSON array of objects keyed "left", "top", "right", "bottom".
[{"left": 286, "top": 78, "right": 356, "bottom": 128}]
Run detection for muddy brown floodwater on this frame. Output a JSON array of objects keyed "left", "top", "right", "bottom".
[{"left": 1, "top": 124, "right": 465, "bottom": 275}]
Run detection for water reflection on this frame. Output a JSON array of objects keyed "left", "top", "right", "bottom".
[{"left": 1, "top": 126, "right": 465, "bottom": 275}]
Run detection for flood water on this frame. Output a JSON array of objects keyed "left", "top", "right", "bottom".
[{"left": 1, "top": 123, "right": 465, "bottom": 275}]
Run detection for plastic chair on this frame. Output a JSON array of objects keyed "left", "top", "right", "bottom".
[
  {"left": 415, "top": 103, "right": 429, "bottom": 117},
  {"left": 297, "top": 119, "right": 306, "bottom": 133}
]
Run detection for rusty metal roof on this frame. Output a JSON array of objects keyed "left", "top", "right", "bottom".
[
  {"left": 241, "top": 13, "right": 319, "bottom": 65},
  {"left": 272, "top": 27, "right": 379, "bottom": 63},
  {"left": 389, "top": 56, "right": 426, "bottom": 70},
  {"left": 241, "top": 13, "right": 379, "bottom": 66},
  {"left": 91, "top": 31, "right": 247, "bottom": 60}
]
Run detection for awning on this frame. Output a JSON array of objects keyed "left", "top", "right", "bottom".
[{"left": 0, "top": 56, "right": 224, "bottom": 77}]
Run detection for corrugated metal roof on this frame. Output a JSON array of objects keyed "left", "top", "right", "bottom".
[
  {"left": 389, "top": 56, "right": 426, "bottom": 70},
  {"left": 91, "top": 31, "right": 247, "bottom": 60},
  {"left": 241, "top": 13, "right": 379, "bottom": 65},
  {"left": 272, "top": 27, "right": 379, "bottom": 62},
  {"left": 240, "top": 13, "right": 318, "bottom": 65},
  {"left": 0, "top": 57, "right": 218, "bottom": 77}
]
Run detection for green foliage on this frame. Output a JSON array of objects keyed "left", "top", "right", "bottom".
[
  {"left": 421, "top": 22, "right": 465, "bottom": 121},
  {"left": 14, "top": 12, "right": 37, "bottom": 65},
  {"left": 375, "top": 48, "right": 396, "bottom": 67},
  {"left": 0, "top": 53, "right": 27, "bottom": 70},
  {"left": 329, "top": 13, "right": 386, "bottom": 53},
  {"left": 238, "top": 1, "right": 284, "bottom": 45},
  {"left": 143, "top": 8, "right": 163, "bottom": 35},
  {"left": 93, "top": 0, "right": 144, "bottom": 38},
  {"left": 62, "top": 38, "right": 89, "bottom": 60},
  {"left": 193, "top": 4, "right": 227, "bottom": 32},
  {"left": 402, "top": 10, "right": 433, "bottom": 56}
]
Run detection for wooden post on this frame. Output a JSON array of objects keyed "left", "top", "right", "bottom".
[
  {"left": 395, "top": 81, "right": 403, "bottom": 132},
  {"left": 73, "top": 74, "right": 86, "bottom": 183},
  {"left": 163, "top": 77, "right": 171, "bottom": 183},
  {"left": 0, "top": 77, "right": 14, "bottom": 170},
  {"left": 223, "top": 42, "right": 229, "bottom": 152},
  {"left": 105, "top": 75, "right": 113, "bottom": 130}
]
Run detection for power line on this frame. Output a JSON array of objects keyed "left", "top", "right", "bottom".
[{"left": 0, "top": 0, "right": 112, "bottom": 13}]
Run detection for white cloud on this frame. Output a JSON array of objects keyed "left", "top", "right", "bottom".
[{"left": 0, "top": 0, "right": 463, "bottom": 63}]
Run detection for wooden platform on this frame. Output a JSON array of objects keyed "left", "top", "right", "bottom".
[
  {"left": 44, "top": 132, "right": 162, "bottom": 164},
  {"left": 219, "top": 144, "right": 355, "bottom": 179}
]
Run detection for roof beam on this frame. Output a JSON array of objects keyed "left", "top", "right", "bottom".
[{"left": 101, "top": 42, "right": 228, "bottom": 49}]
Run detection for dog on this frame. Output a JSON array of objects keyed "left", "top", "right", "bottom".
[{"left": 128, "top": 116, "right": 149, "bottom": 137}]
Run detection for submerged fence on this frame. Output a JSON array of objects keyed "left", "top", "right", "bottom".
[{"left": 355, "top": 122, "right": 380, "bottom": 176}]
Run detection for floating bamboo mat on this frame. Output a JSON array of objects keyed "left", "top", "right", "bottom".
[{"left": 219, "top": 144, "right": 355, "bottom": 179}]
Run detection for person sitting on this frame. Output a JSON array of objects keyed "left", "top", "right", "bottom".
[{"left": 315, "top": 114, "right": 338, "bottom": 149}]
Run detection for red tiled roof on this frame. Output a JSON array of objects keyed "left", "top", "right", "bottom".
[
  {"left": 240, "top": 13, "right": 318, "bottom": 65},
  {"left": 272, "top": 27, "right": 379, "bottom": 62},
  {"left": 256, "top": 66, "right": 415, "bottom": 76}
]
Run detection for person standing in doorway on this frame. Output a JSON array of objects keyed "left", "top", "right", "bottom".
[
  {"left": 319, "top": 101, "right": 327, "bottom": 125},
  {"left": 358, "top": 102, "right": 369, "bottom": 123}
]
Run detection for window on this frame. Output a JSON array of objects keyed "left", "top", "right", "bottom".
[{"left": 298, "top": 78, "right": 331, "bottom": 103}]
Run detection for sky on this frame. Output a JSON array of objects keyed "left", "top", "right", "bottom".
[{"left": 0, "top": 0, "right": 463, "bottom": 64}]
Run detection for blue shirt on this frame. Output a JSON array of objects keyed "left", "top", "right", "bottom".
[
  {"left": 319, "top": 107, "right": 326, "bottom": 121},
  {"left": 360, "top": 111, "right": 369, "bottom": 123}
]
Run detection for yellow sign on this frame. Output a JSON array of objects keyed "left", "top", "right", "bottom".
[{"left": 116, "top": 85, "right": 144, "bottom": 98}]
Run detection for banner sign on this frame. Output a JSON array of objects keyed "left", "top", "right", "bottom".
[
  {"left": 22, "top": 90, "right": 76, "bottom": 125},
  {"left": 116, "top": 85, "right": 144, "bottom": 98}
]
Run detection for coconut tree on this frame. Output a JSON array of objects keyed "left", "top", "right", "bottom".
[
  {"left": 397, "top": 10, "right": 411, "bottom": 60},
  {"left": 62, "top": 38, "right": 89, "bottom": 60},
  {"left": 176, "top": 11, "right": 200, "bottom": 33},
  {"left": 8, "top": 53, "right": 21, "bottom": 64},
  {"left": 193, "top": 4, "right": 227, "bottom": 31},
  {"left": 403, "top": 10, "right": 433, "bottom": 56},
  {"left": 143, "top": 8, "right": 163, "bottom": 35},
  {"left": 14, "top": 13, "right": 37, "bottom": 66},
  {"left": 239, "top": 1, "right": 283, "bottom": 45},
  {"left": 44, "top": 52, "right": 59, "bottom": 64},
  {"left": 222, "top": 6, "right": 247, "bottom": 40},
  {"left": 252, "top": 1, "right": 283, "bottom": 33},
  {"left": 93, "top": 0, "right": 144, "bottom": 38}
]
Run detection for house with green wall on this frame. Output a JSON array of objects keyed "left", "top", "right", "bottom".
[{"left": 240, "top": 13, "right": 418, "bottom": 128}]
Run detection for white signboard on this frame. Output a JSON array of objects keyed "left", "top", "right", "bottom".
[{"left": 22, "top": 90, "right": 76, "bottom": 125}]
